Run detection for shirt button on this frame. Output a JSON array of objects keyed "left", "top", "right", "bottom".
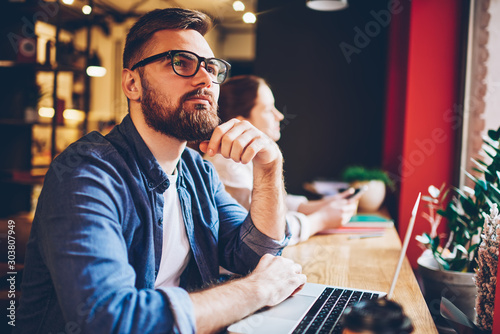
[
  {"left": 163, "top": 180, "right": 170, "bottom": 188},
  {"left": 158, "top": 217, "right": 163, "bottom": 226},
  {"left": 148, "top": 182, "right": 154, "bottom": 188},
  {"left": 154, "top": 270, "right": 158, "bottom": 276}
]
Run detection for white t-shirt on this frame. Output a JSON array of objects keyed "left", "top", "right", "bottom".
[
  {"left": 154, "top": 171, "right": 191, "bottom": 288},
  {"left": 204, "top": 154, "right": 310, "bottom": 245}
]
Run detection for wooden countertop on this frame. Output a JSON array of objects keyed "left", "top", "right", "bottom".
[{"left": 282, "top": 227, "right": 438, "bottom": 334}]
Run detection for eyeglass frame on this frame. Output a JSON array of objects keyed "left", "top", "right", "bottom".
[{"left": 130, "top": 49, "right": 231, "bottom": 84}]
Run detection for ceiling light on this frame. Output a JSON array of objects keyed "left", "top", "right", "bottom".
[
  {"left": 233, "top": 1, "right": 245, "bottom": 11},
  {"left": 62, "top": 0, "right": 74, "bottom": 5},
  {"left": 38, "top": 107, "right": 55, "bottom": 118},
  {"left": 87, "top": 53, "right": 107, "bottom": 77},
  {"left": 306, "top": 0, "right": 348, "bottom": 11},
  {"left": 86, "top": 66, "right": 107, "bottom": 77},
  {"left": 82, "top": 5, "right": 92, "bottom": 15},
  {"left": 63, "top": 109, "right": 86, "bottom": 121},
  {"left": 242, "top": 12, "right": 256, "bottom": 24}
]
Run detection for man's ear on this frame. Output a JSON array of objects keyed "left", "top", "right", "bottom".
[{"left": 122, "top": 68, "right": 141, "bottom": 102}]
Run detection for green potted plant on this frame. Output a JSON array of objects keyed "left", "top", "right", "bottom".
[
  {"left": 416, "top": 125, "right": 500, "bottom": 331},
  {"left": 341, "top": 166, "right": 394, "bottom": 212}
]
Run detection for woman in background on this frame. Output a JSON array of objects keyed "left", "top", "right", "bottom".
[{"left": 205, "top": 75, "right": 362, "bottom": 245}]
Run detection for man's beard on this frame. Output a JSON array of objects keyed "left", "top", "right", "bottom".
[{"left": 140, "top": 75, "right": 220, "bottom": 142}]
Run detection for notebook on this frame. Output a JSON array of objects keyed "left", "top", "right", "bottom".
[
  {"left": 227, "top": 193, "right": 421, "bottom": 334},
  {"left": 318, "top": 214, "right": 393, "bottom": 235},
  {"left": 346, "top": 214, "right": 394, "bottom": 227}
]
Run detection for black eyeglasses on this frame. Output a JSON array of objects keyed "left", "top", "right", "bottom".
[{"left": 130, "top": 50, "right": 231, "bottom": 84}]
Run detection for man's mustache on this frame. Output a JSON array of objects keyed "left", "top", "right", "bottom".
[{"left": 181, "top": 89, "right": 216, "bottom": 106}]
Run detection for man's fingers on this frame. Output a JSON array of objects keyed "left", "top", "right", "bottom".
[
  {"left": 205, "top": 118, "right": 280, "bottom": 166},
  {"left": 205, "top": 119, "right": 240, "bottom": 156},
  {"left": 253, "top": 255, "right": 307, "bottom": 306},
  {"left": 207, "top": 119, "right": 264, "bottom": 162},
  {"left": 292, "top": 263, "right": 302, "bottom": 274},
  {"left": 291, "top": 280, "right": 307, "bottom": 296},
  {"left": 199, "top": 141, "right": 210, "bottom": 153},
  {"left": 240, "top": 138, "right": 265, "bottom": 164},
  {"left": 226, "top": 129, "right": 257, "bottom": 162}
]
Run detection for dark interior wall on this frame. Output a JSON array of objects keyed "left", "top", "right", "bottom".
[{"left": 255, "top": 0, "right": 391, "bottom": 194}]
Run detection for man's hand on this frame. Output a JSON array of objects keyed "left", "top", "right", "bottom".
[
  {"left": 199, "top": 119, "right": 281, "bottom": 167},
  {"left": 248, "top": 254, "right": 307, "bottom": 306},
  {"left": 189, "top": 254, "right": 306, "bottom": 333}
]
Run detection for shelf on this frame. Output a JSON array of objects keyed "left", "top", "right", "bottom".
[
  {"left": 0, "top": 168, "right": 47, "bottom": 186},
  {"left": 0, "top": 120, "right": 38, "bottom": 126},
  {"left": 1, "top": 0, "right": 94, "bottom": 219},
  {"left": 0, "top": 61, "right": 85, "bottom": 73},
  {"left": 36, "top": 64, "right": 86, "bottom": 73},
  {"left": 0, "top": 119, "right": 83, "bottom": 129}
]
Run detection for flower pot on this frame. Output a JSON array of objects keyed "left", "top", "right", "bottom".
[
  {"left": 352, "top": 180, "right": 386, "bottom": 212},
  {"left": 417, "top": 253, "right": 477, "bottom": 333}
]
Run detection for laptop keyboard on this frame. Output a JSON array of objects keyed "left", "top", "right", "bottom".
[{"left": 291, "top": 287, "right": 379, "bottom": 334}]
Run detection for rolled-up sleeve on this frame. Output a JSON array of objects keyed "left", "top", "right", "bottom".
[
  {"left": 238, "top": 214, "right": 291, "bottom": 256},
  {"left": 157, "top": 287, "right": 196, "bottom": 333}
]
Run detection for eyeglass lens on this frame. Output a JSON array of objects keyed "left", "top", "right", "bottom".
[{"left": 172, "top": 52, "right": 227, "bottom": 83}]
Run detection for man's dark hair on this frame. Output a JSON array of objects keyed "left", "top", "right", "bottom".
[{"left": 123, "top": 8, "right": 212, "bottom": 70}]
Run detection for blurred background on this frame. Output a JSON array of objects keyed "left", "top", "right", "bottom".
[{"left": 1, "top": 0, "right": 500, "bottom": 268}]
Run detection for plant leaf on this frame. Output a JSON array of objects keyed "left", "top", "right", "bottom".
[
  {"left": 474, "top": 158, "right": 489, "bottom": 167},
  {"left": 488, "top": 184, "right": 500, "bottom": 200},
  {"left": 422, "top": 196, "right": 438, "bottom": 204},
  {"left": 487, "top": 128, "right": 500, "bottom": 141},
  {"left": 483, "top": 138, "right": 500, "bottom": 152},
  {"left": 435, "top": 255, "right": 451, "bottom": 270},
  {"left": 471, "top": 159, "right": 493, "bottom": 177},
  {"left": 455, "top": 244, "right": 468, "bottom": 255},
  {"left": 428, "top": 185, "right": 440, "bottom": 198},
  {"left": 468, "top": 243, "right": 479, "bottom": 253},
  {"left": 450, "top": 258, "right": 468, "bottom": 272},
  {"left": 431, "top": 236, "right": 441, "bottom": 250},
  {"left": 415, "top": 234, "right": 430, "bottom": 245},
  {"left": 484, "top": 149, "right": 496, "bottom": 160}
]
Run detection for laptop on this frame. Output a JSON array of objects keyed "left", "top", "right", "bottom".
[{"left": 228, "top": 193, "right": 421, "bottom": 334}]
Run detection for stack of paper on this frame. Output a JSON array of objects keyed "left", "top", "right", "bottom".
[{"left": 318, "top": 214, "right": 393, "bottom": 235}]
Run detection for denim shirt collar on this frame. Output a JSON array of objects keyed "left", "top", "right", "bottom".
[{"left": 117, "top": 114, "right": 188, "bottom": 193}]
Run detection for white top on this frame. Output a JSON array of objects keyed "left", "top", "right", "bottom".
[
  {"left": 205, "top": 154, "right": 311, "bottom": 245},
  {"left": 154, "top": 171, "right": 192, "bottom": 288}
]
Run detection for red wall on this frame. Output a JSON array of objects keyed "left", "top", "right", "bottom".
[
  {"left": 384, "top": 1, "right": 500, "bottom": 329},
  {"left": 384, "top": 0, "right": 463, "bottom": 268}
]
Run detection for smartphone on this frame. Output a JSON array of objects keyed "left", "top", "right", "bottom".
[{"left": 347, "top": 186, "right": 367, "bottom": 199}]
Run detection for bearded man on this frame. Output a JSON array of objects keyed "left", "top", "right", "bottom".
[{"left": 15, "top": 8, "right": 305, "bottom": 334}]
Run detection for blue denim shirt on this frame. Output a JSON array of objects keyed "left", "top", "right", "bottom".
[{"left": 15, "top": 114, "right": 290, "bottom": 334}]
